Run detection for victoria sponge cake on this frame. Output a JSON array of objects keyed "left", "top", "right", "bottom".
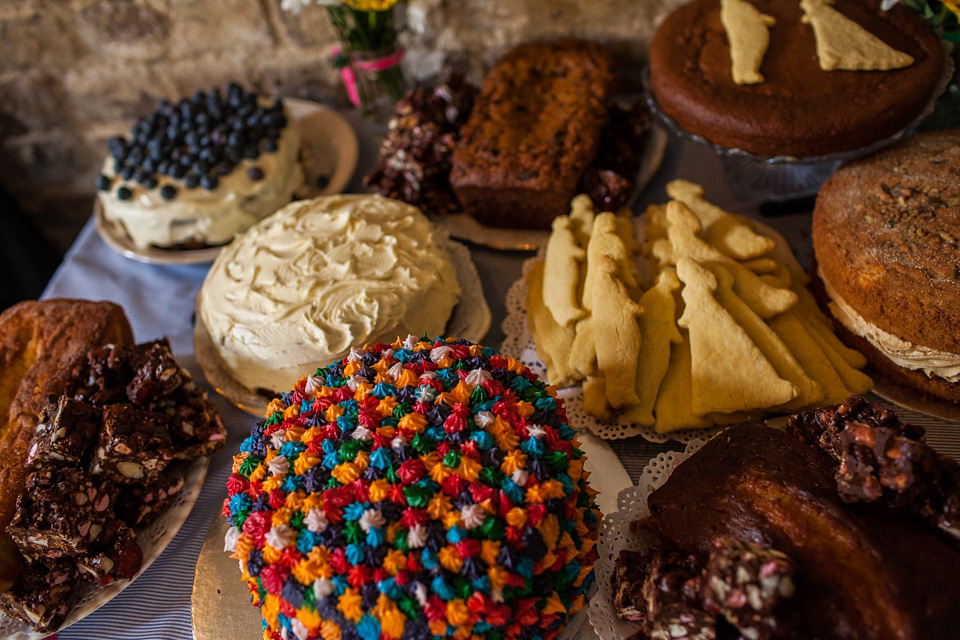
[{"left": 813, "top": 130, "right": 960, "bottom": 403}]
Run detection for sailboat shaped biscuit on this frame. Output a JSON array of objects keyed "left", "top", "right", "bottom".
[{"left": 801, "top": 0, "right": 914, "bottom": 70}]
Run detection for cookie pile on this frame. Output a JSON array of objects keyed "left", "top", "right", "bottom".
[
  {"left": 223, "top": 336, "right": 599, "bottom": 640},
  {"left": 527, "top": 182, "right": 872, "bottom": 433}
]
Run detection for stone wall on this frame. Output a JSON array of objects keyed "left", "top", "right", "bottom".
[{"left": 0, "top": 0, "right": 682, "bottom": 252}]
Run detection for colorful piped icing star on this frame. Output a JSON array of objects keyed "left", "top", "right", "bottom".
[{"left": 224, "top": 336, "right": 600, "bottom": 640}]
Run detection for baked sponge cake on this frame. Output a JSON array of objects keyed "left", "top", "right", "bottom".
[
  {"left": 197, "top": 195, "right": 461, "bottom": 394},
  {"left": 650, "top": 0, "right": 944, "bottom": 157},
  {"left": 813, "top": 130, "right": 960, "bottom": 403},
  {"left": 96, "top": 83, "right": 305, "bottom": 250},
  {"left": 222, "top": 336, "right": 600, "bottom": 640}
]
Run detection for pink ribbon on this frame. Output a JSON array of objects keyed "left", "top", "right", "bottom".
[{"left": 331, "top": 46, "right": 405, "bottom": 108}]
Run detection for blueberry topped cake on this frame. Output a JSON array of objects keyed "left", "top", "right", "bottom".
[{"left": 96, "top": 83, "right": 305, "bottom": 250}]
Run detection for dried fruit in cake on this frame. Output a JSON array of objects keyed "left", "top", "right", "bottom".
[{"left": 223, "top": 335, "right": 600, "bottom": 640}]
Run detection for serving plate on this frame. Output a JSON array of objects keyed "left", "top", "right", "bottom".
[
  {"left": 0, "top": 456, "right": 210, "bottom": 640},
  {"left": 194, "top": 239, "right": 491, "bottom": 416},
  {"left": 432, "top": 125, "right": 668, "bottom": 251},
  {"left": 95, "top": 98, "right": 359, "bottom": 265}
]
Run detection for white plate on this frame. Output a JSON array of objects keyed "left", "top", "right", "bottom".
[
  {"left": 194, "top": 238, "right": 492, "bottom": 416},
  {"left": 95, "top": 98, "right": 359, "bottom": 265},
  {"left": 0, "top": 456, "right": 210, "bottom": 640},
  {"left": 432, "top": 125, "right": 668, "bottom": 251}
]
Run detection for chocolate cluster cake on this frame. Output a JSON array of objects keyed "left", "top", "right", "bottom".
[
  {"left": 0, "top": 339, "right": 226, "bottom": 632},
  {"left": 612, "top": 397, "right": 960, "bottom": 640}
]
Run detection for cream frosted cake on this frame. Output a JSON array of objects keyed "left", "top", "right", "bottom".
[
  {"left": 197, "top": 195, "right": 462, "bottom": 393},
  {"left": 96, "top": 83, "right": 305, "bottom": 250}
]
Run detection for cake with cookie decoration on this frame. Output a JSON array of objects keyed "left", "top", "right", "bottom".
[{"left": 223, "top": 336, "right": 599, "bottom": 640}]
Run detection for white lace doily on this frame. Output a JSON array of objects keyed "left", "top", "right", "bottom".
[
  {"left": 500, "top": 253, "right": 723, "bottom": 444},
  {"left": 586, "top": 439, "right": 705, "bottom": 640},
  {"left": 0, "top": 456, "right": 209, "bottom": 639}
]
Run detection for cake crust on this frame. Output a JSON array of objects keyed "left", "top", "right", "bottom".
[{"left": 650, "top": 0, "right": 945, "bottom": 157}]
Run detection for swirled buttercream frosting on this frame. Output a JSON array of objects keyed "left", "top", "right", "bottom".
[
  {"left": 198, "top": 195, "right": 462, "bottom": 392},
  {"left": 222, "top": 336, "right": 600, "bottom": 640}
]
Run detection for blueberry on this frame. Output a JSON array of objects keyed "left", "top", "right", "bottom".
[
  {"left": 231, "top": 118, "right": 246, "bottom": 132},
  {"left": 192, "top": 160, "right": 209, "bottom": 174},
  {"left": 113, "top": 158, "right": 124, "bottom": 172},
  {"left": 199, "top": 135, "right": 211, "bottom": 148},
  {"left": 143, "top": 158, "right": 157, "bottom": 172},
  {"left": 243, "top": 145, "right": 259, "bottom": 159},
  {"left": 179, "top": 155, "right": 193, "bottom": 167},
  {"left": 180, "top": 120, "right": 192, "bottom": 132},
  {"left": 263, "top": 138, "right": 279, "bottom": 153},
  {"left": 227, "top": 131, "right": 245, "bottom": 148},
  {"left": 157, "top": 160, "right": 170, "bottom": 175},
  {"left": 216, "top": 161, "right": 235, "bottom": 176},
  {"left": 227, "top": 82, "right": 243, "bottom": 96},
  {"left": 184, "top": 131, "right": 199, "bottom": 147},
  {"left": 160, "top": 184, "right": 178, "bottom": 200},
  {"left": 172, "top": 164, "right": 187, "bottom": 179},
  {"left": 201, "top": 173, "right": 219, "bottom": 190},
  {"left": 120, "top": 165, "right": 135, "bottom": 180},
  {"left": 248, "top": 166, "right": 264, "bottom": 181},
  {"left": 184, "top": 173, "right": 201, "bottom": 188},
  {"left": 142, "top": 175, "right": 159, "bottom": 189},
  {"left": 95, "top": 174, "right": 112, "bottom": 191},
  {"left": 116, "top": 186, "right": 133, "bottom": 200}
]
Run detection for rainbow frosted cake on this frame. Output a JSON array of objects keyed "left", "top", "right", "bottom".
[{"left": 223, "top": 336, "right": 599, "bottom": 640}]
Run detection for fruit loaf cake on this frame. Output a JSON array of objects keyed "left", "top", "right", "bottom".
[{"left": 450, "top": 39, "right": 617, "bottom": 229}]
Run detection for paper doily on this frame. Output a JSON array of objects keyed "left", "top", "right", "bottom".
[
  {"left": 500, "top": 253, "right": 723, "bottom": 444},
  {"left": 586, "top": 439, "right": 705, "bottom": 640}
]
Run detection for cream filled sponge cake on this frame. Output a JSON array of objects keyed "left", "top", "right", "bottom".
[
  {"left": 223, "top": 336, "right": 600, "bottom": 640},
  {"left": 96, "top": 83, "right": 305, "bottom": 249},
  {"left": 197, "top": 195, "right": 461, "bottom": 394}
]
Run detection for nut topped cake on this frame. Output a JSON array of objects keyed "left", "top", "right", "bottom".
[
  {"left": 96, "top": 82, "right": 305, "bottom": 250},
  {"left": 197, "top": 194, "right": 461, "bottom": 394},
  {"left": 223, "top": 336, "right": 600, "bottom": 640},
  {"left": 813, "top": 130, "right": 960, "bottom": 403},
  {"left": 650, "top": 0, "right": 945, "bottom": 157}
]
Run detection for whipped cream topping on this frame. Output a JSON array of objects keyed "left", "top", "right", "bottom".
[
  {"left": 198, "top": 194, "right": 461, "bottom": 392},
  {"left": 821, "top": 268, "right": 960, "bottom": 382},
  {"left": 99, "top": 109, "right": 304, "bottom": 249}
]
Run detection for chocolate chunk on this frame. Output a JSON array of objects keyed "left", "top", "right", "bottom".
[
  {"left": 8, "top": 468, "right": 118, "bottom": 560},
  {"left": 788, "top": 395, "right": 960, "bottom": 543},
  {"left": 700, "top": 538, "right": 795, "bottom": 640},
  {"left": 0, "top": 558, "right": 77, "bottom": 632},
  {"left": 613, "top": 549, "right": 653, "bottom": 622},
  {"left": 90, "top": 404, "right": 173, "bottom": 484},
  {"left": 26, "top": 396, "right": 99, "bottom": 470},
  {"left": 116, "top": 186, "right": 132, "bottom": 200}
]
